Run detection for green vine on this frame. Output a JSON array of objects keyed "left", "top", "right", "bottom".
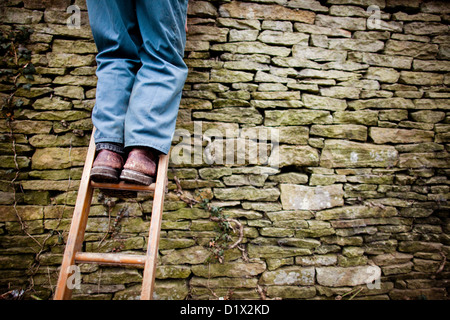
[
  {"left": 200, "top": 198, "right": 244, "bottom": 264},
  {"left": 0, "top": 26, "right": 35, "bottom": 121},
  {"left": 201, "top": 198, "right": 231, "bottom": 263}
]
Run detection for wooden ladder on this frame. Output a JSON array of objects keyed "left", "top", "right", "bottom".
[{"left": 54, "top": 129, "right": 169, "bottom": 300}]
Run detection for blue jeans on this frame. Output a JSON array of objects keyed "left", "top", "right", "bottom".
[{"left": 86, "top": 0, "right": 188, "bottom": 155}]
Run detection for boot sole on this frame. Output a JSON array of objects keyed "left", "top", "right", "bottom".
[
  {"left": 90, "top": 166, "right": 120, "bottom": 183},
  {"left": 91, "top": 167, "right": 138, "bottom": 198},
  {"left": 120, "top": 169, "right": 154, "bottom": 186}
]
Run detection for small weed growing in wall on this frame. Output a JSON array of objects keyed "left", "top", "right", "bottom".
[
  {"left": 200, "top": 198, "right": 232, "bottom": 263},
  {"left": 200, "top": 198, "right": 245, "bottom": 264}
]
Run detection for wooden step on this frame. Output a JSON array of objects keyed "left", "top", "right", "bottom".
[
  {"left": 90, "top": 181, "right": 156, "bottom": 192},
  {"left": 75, "top": 252, "right": 146, "bottom": 267}
]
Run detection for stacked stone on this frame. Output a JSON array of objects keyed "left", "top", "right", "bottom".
[
  {"left": 0, "top": 0, "right": 449, "bottom": 300},
  {"left": 0, "top": 0, "right": 95, "bottom": 299}
]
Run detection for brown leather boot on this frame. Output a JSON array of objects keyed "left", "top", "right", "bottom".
[
  {"left": 90, "top": 149, "right": 124, "bottom": 183},
  {"left": 120, "top": 147, "right": 157, "bottom": 185}
]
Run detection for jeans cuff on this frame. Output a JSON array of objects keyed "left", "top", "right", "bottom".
[
  {"left": 96, "top": 142, "right": 124, "bottom": 154},
  {"left": 124, "top": 145, "right": 163, "bottom": 156}
]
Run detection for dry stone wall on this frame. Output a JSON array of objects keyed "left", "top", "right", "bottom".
[{"left": 0, "top": 0, "right": 449, "bottom": 300}]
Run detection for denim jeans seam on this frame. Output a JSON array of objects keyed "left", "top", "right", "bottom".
[
  {"left": 126, "top": 141, "right": 169, "bottom": 154},
  {"left": 95, "top": 137, "right": 124, "bottom": 144}
]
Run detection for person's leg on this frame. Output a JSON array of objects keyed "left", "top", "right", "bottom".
[
  {"left": 119, "top": 0, "right": 188, "bottom": 185},
  {"left": 86, "top": 0, "right": 141, "bottom": 150},
  {"left": 123, "top": 0, "right": 189, "bottom": 155},
  {"left": 86, "top": 0, "right": 141, "bottom": 182}
]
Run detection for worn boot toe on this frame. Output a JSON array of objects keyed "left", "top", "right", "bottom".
[
  {"left": 90, "top": 149, "right": 124, "bottom": 183},
  {"left": 120, "top": 147, "right": 157, "bottom": 185}
]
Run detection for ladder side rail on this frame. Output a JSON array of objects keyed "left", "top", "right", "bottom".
[
  {"left": 54, "top": 130, "right": 96, "bottom": 300},
  {"left": 140, "top": 153, "right": 170, "bottom": 300}
]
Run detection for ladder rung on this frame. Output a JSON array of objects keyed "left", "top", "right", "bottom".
[
  {"left": 75, "top": 252, "right": 146, "bottom": 266},
  {"left": 90, "top": 181, "right": 156, "bottom": 192}
]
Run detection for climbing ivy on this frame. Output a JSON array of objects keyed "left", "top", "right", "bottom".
[
  {"left": 0, "top": 26, "right": 35, "bottom": 121},
  {"left": 200, "top": 198, "right": 231, "bottom": 263},
  {"left": 199, "top": 197, "right": 246, "bottom": 264}
]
